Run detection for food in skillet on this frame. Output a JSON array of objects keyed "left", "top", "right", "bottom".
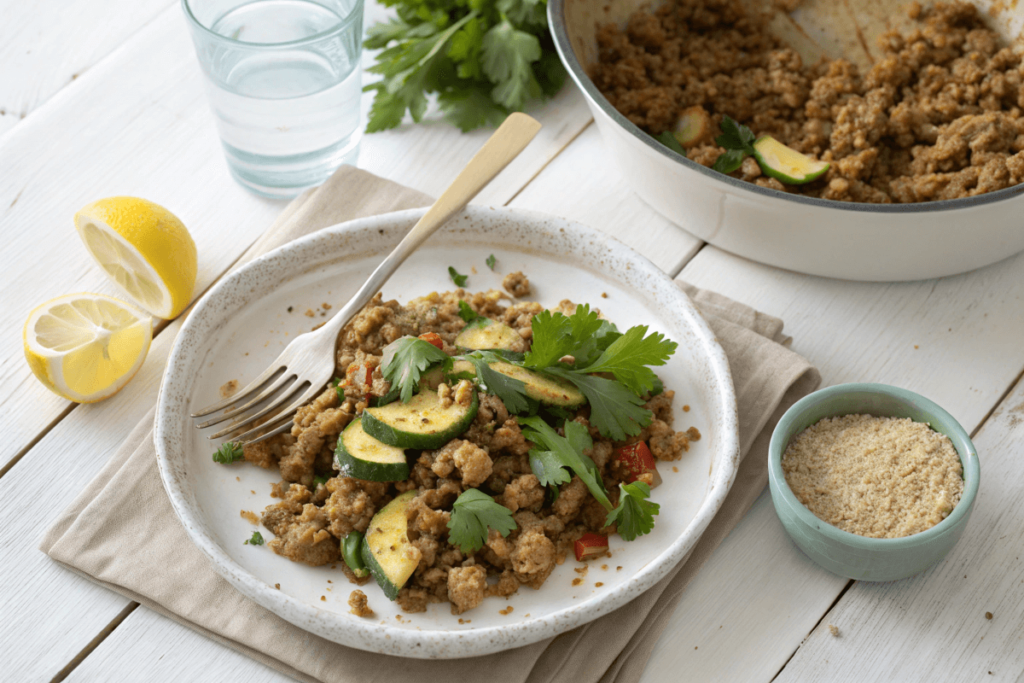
[
  {"left": 594, "top": 0, "right": 1024, "bottom": 203},
  {"left": 225, "top": 286, "right": 700, "bottom": 615}
]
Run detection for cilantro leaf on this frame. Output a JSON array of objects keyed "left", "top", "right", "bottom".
[
  {"left": 524, "top": 305, "right": 606, "bottom": 368},
  {"left": 331, "top": 377, "right": 345, "bottom": 403},
  {"left": 713, "top": 149, "right": 748, "bottom": 174},
  {"left": 580, "top": 325, "right": 677, "bottom": 395},
  {"left": 313, "top": 475, "right": 330, "bottom": 487},
  {"left": 715, "top": 115, "right": 756, "bottom": 151},
  {"left": 547, "top": 369, "right": 651, "bottom": 441},
  {"left": 380, "top": 336, "right": 449, "bottom": 403},
  {"left": 481, "top": 20, "right": 542, "bottom": 110},
  {"left": 605, "top": 482, "right": 660, "bottom": 541},
  {"left": 438, "top": 88, "right": 508, "bottom": 132},
  {"left": 462, "top": 352, "right": 532, "bottom": 414},
  {"left": 212, "top": 442, "right": 244, "bottom": 464},
  {"left": 519, "top": 416, "right": 612, "bottom": 509},
  {"left": 449, "top": 266, "right": 469, "bottom": 287},
  {"left": 245, "top": 531, "right": 265, "bottom": 546},
  {"left": 713, "top": 116, "right": 756, "bottom": 174},
  {"left": 448, "top": 489, "right": 517, "bottom": 553},
  {"left": 486, "top": 254, "right": 497, "bottom": 270},
  {"left": 655, "top": 131, "right": 686, "bottom": 156},
  {"left": 458, "top": 300, "right": 480, "bottom": 323}
]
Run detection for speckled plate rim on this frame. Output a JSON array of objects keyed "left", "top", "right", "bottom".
[
  {"left": 154, "top": 205, "right": 740, "bottom": 658},
  {"left": 767, "top": 382, "right": 981, "bottom": 549}
]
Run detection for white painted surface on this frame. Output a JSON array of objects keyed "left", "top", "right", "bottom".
[{"left": 3, "top": 0, "right": 1024, "bottom": 680}]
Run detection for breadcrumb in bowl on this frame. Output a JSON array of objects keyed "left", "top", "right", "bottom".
[
  {"left": 549, "top": 0, "right": 1024, "bottom": 281},
  {"left": 767, "top": 383, "right": 981, "bottom": 582}
]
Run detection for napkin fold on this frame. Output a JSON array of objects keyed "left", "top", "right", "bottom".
[{"left": 41, "top": 166, "right": 820, "bottom": 683}]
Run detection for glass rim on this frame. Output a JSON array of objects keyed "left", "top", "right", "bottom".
[{"left": 181, "top": 0, "right": 363, "bottom": 49}]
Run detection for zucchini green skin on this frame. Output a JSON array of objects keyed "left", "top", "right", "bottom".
[
  {"left": 361, "top": 491, "right": 419, "bottom": 600},
  {"left": 334, "top": 418, "right": 409, "bottom": 482},
  {"left": 362, "top": 388, "right": 479, "bottom": 449},
  {"left": 456, "top": 360, "right": 586, "bottom": 408},
  {"left": 341, "top": 531, "right": 369, "bottom": 578},
  {"left": 751, "top": 135, "right": 829, "bottom": 185},
  {"left": 455, "top": 318, "right": 522, "bottom": 353}
]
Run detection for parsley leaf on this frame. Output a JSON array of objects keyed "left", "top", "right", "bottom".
[
  {"left": 519, "top": 416, "right": 611, "bottom": 509},
  {"left": 655, "top": 131, "right": 686, "bottom": 156},
  {"left": 458, "top": 300, "right": 480, "bottom": 323},
  {"left": 212, "top": 442, "right": 244, "bottom": 464},
  {"left": 449, "top": 266, "right": 469, "bottom": 287},
  {"left": 547, "top": 369, "right": 651, "bottom": 441},
  {"left": 462, "top": 352, "right": 532, "bottom": 414},
  {"left": 581, "top": 325, "right": 677, "bottom": 395},
  {"left": 331, "top": 377, "right": 344, "bottom": 403},
  {"left": 313, "top": 475, "right": 330, "bottom": 487},
  {"left": 524, "top": 305, "right": 605, "bottom": 368},
  {"left": 447, "top": 489, "right": 517, "bottom": 553},
  {"left": 381, "top": 336, "right": 449, "bottom": 403},
  {"left": 713, "top": 116, "right": 756, "bottom": 174},
  {"left": 486, "top": 254, "right": 497, "bottom": 270},
  {"left": 481, "top": 20, "right": 542, "bottom": 110},
  {"left": 605, "top": 482, "right": 660, "bottom": 541},
  {"left": 245, "top": 531, "right": 265, "bottom": 546}
]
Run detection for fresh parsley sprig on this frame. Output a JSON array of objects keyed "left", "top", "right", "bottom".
[
  {"left": 605, "top": 482, "right": 659, "bottom": 541},
  {"left": 458, "top": 300, "right": 481, "bottom": 323},
  {"left": 447, "top": 488, "right": 517, "bottom": 553},
  {"left": 519, "top": 416, "right": 659, "bottom": 541},
  {"left": 713, "top": 115, "right": 756, "bottom": 174},
  {"left": 486, "top": 254, "right": 497, "bottom": 270},
  {"left": 212, "top": 442, "right": 244, "bottom": 464},
  {"left": 460, "top": 351, "right": 533, "bottom": 414},
  {"left": 363, "top": 0, "right": 564, "bottom": 133},
  {"left": 245, "top": 531, "right": 264, "bottom": 546},
  {"left": 449, "top": 266, "right": 469, "bottom": 287},
  {"left": 380, "top": 336, "right": 450, "bottom": 403}
]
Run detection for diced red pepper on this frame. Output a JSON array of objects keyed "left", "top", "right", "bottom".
[
  {"left": 418, "top": 332, "right": 444, "bottom": 350},
  {"left": 364, "top": 365, "right": 374, "bottom": 404},
  {"left": 574, "top": 533, "right": 610, "bottom": 562},
  {"left": 614, "top": 441, "right": 662, "bottom": 488}
]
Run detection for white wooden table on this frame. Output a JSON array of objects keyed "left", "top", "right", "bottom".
[{"left": 2, "top": 1, "right": 1023, "bottom": 681}]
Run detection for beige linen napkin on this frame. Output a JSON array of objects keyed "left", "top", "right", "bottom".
[{"left": 41, "top": 166, "right": 820, "bottom": 683}]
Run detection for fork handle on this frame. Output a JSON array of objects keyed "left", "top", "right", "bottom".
[{"left": 319, "top": 113, "right": 542, "bottom": 340}]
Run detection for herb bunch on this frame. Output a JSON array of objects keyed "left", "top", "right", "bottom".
[{"left": 363, "top": 0, "right": 565, "bottom": 132}]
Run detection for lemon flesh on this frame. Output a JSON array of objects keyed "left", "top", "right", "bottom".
[
  {"left": 75, "top": 197, "right": 197, "bottom": 319},
  {"left": 752, "top": 136, "right": 830, "bottom": 185},
  {"left": 24, "top": 293, "right": 152, "bottom": 403}
]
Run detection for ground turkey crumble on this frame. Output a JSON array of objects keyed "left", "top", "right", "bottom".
[
  {"left": 242, "top": 289, "right": 699, "bottom": 614},
  {"left": 592, "top": 0, "right": 1024, "bottom": 203}
]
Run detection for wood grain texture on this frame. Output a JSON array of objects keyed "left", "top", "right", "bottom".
[
  {"left": 0, "top": 2, "right": 591, "bottom": 473},
  {"left": 773, "top": 378, "right": 1024, "bottom": 683},
  {"left": 635, "top": 246, "right": 1024, "bottom": 683},
  {"left": 507, "top": 123, "right": 703, "bottom": 275},
  {"left": 63, "top": 607, "right": 292, "bottom": 683},
  {"left": 0, "top": 0, "right": 173, "bottom": 136}
]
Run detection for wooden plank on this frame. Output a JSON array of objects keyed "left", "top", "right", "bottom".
[
  {"left": 507, "top": 123, "right": 703, "bottom": 275},
  {"left": 0, "top": 2, "right": 592, "bottom": 473},
  {"left": 637, "top": 247, "right": 1024, "bottom": 683},
  {"left": 772, "top": 378, "right": 1024, "bottom": 682},
  {"left": 0, "top": 0, "right": 173, "bottom": 137},
  {"left": 62, "top": 607, "right": 292, "bottom": 683}
]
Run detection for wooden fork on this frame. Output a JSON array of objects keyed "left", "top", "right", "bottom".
[{"left": 190, "top": 113, "right": 542, "bottom": 446}]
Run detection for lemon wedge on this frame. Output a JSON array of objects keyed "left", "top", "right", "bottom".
[
  {"left": 24, "top": 293, "right": 153, "bottom": 403},
  {"left": 75, "top": 197, "right": 197, "bottom": 319}
]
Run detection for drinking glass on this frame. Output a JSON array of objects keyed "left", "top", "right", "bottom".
[{"left": 182, "top": 0, "right": 364, "bottom": 198}]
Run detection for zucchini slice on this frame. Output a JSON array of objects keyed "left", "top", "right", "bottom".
[
  {"left": 455, "top": 360, "right": 586, "bottom": 408},
  {"left": 455, "top": 318, "right": 522, "bottom": 353},
  {"left": 335, "top": 418, "right": 410, "bottom": 482},
  {"left": 751, "top": 136, "right": 829, "bottom": 185},
  {"left": 362, "top": 387, "right": 478, "bottom": 449},
  {"left": 361, "top": 491, "right": 421, "bottom": 600}
]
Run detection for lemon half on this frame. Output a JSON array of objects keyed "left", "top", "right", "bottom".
[
  {"left": 24, "top": 293, "right": 153, "bottom": 403},
  {"left": 75, "top": 197, "right": 197, "bottom": 319}
]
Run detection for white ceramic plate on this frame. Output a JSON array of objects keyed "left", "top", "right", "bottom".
[{"left": 155, "top": 206, "right": 740, "bottom": 658}]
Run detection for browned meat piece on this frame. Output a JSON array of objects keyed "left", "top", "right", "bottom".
[
  {"left": 262, "top": 485, "right": 339, "bottom": 566},
  {"left": 448, "top": 565, "right": 488, "bottom": 615},
  {"left": 502, "top": 474, "right": 545, "bottom": 514},
  {"left": 510, "top": 526, "right": 557, "bottom": 588},
  {"left": 324, "top": 477, "right": 389, "bottom": 538},
  {"left": 502, "top": 271, "right": 532, "bottom": 298},
  {"left": 348, "top": 590, "right": 374, "bottom": 617}
]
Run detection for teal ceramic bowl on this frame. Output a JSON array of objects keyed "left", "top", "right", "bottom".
[{"left": 768, "top": 383, "right": 980, "bottom": 582}]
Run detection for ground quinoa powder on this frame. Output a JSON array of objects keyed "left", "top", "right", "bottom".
[
  {"left": 781, "top": 414, "right": 964, "bottom": 538},
  {"left": 592, "top": 0, "right": 1024, "bottom": 203}
]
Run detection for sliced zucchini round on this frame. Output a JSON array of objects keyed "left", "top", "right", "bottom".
[
  {"left": 335, "top": 418, "right": 410, "bottom": 482},
  {"left": 362, "top": 387, "right": 478, "bottom": 449},
  {"left": 361, "top": 491, "right": 420, "bottom": 600},
  {"left": 751, "top": 136, "right": 829, "bottom": 185},
  {"left": 455, "top": 318, "right": 522, "bottom": 353},
  {"left": 490, "top": 361, "right": 585, "bottom": 407}
]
